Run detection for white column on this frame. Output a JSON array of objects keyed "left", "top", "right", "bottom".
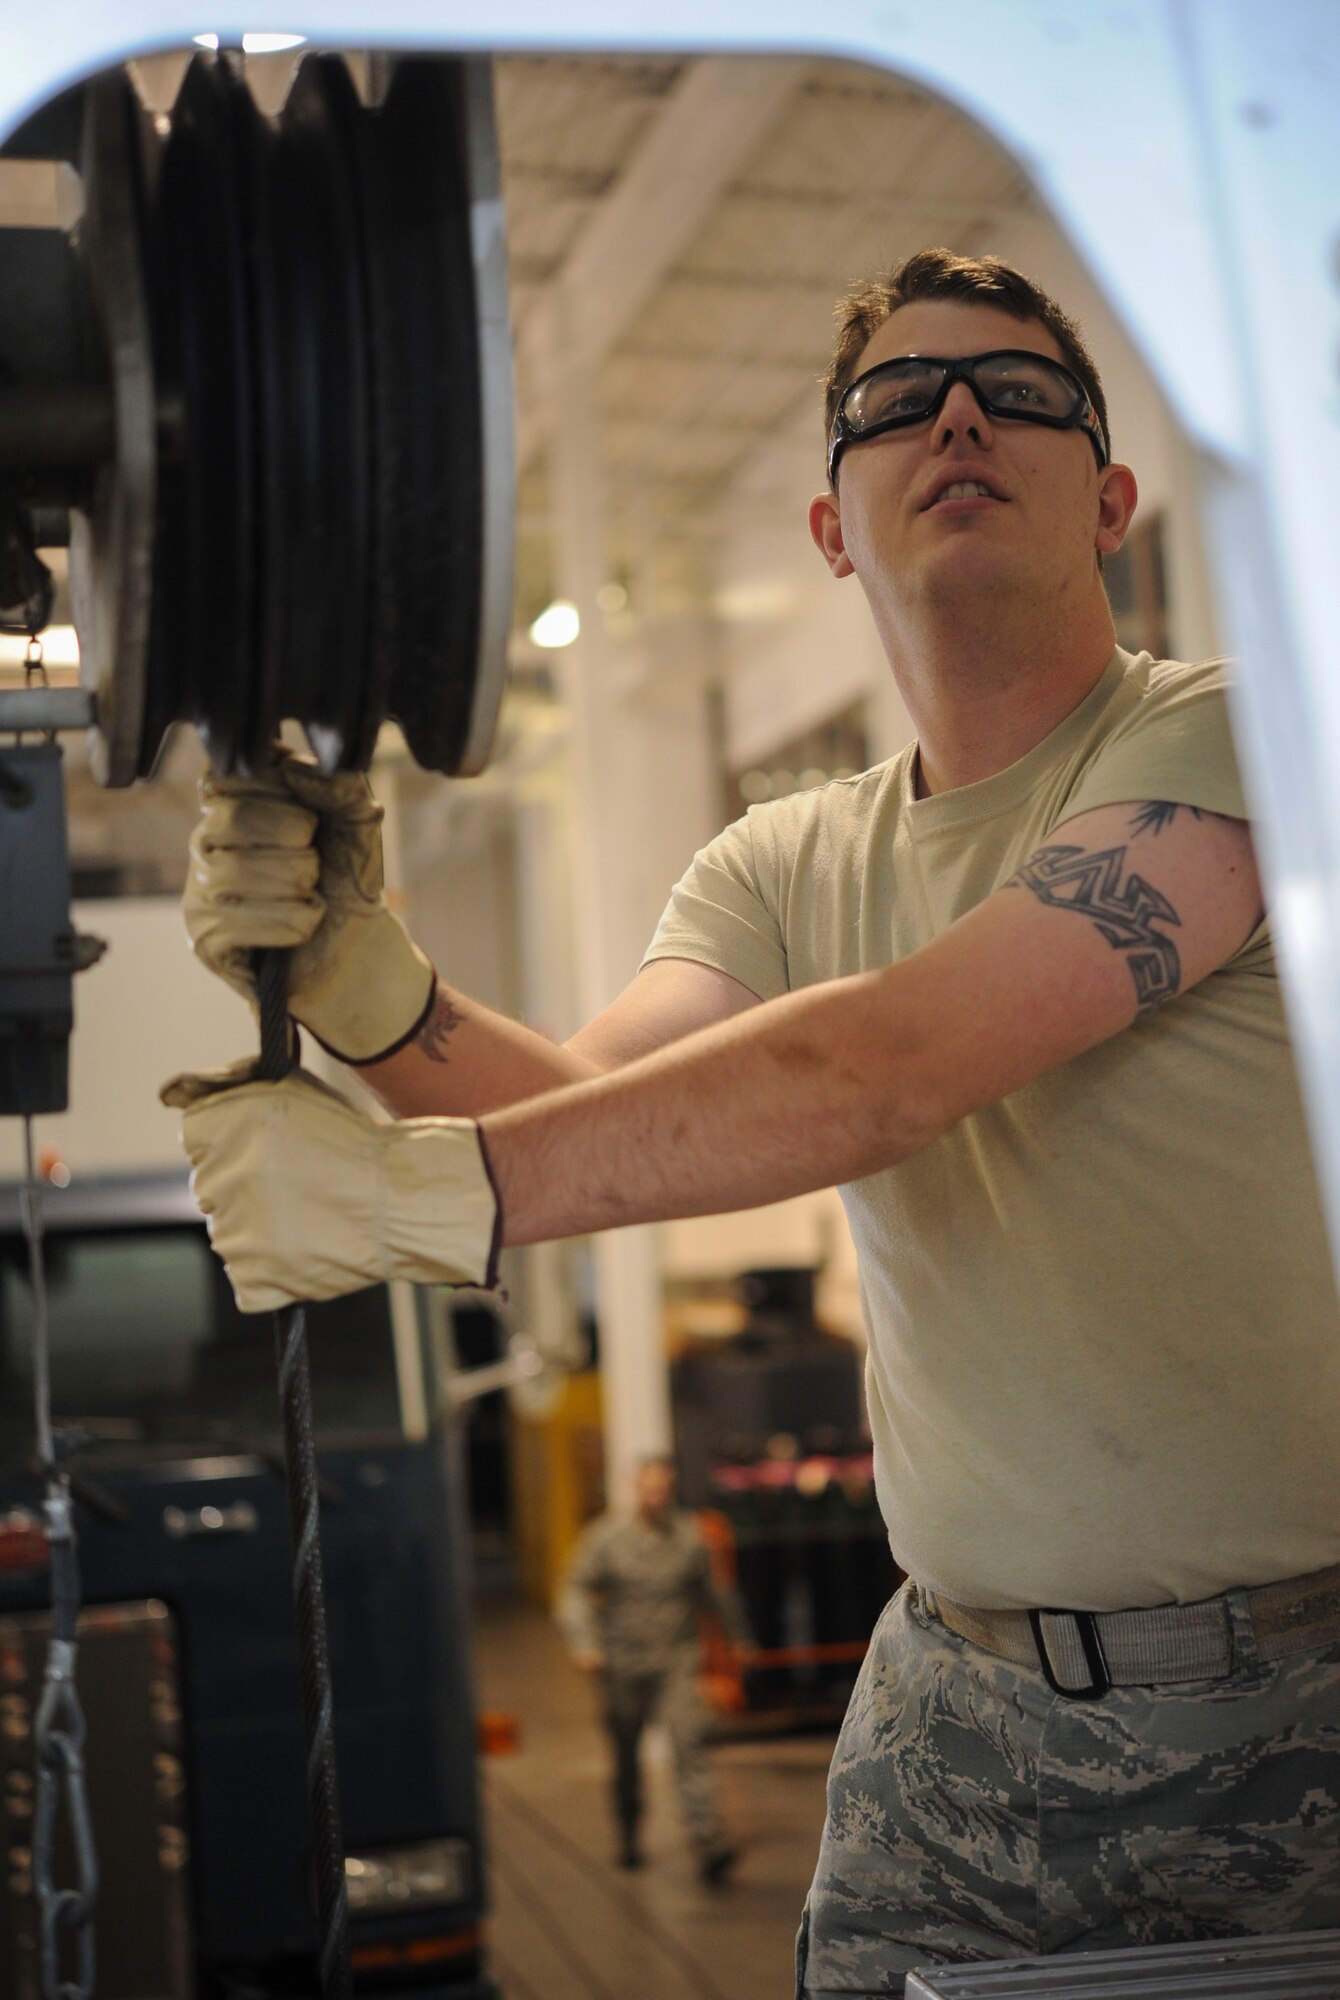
[{"left": 550, "top": 309, "right": 673, "bottom": 1505}]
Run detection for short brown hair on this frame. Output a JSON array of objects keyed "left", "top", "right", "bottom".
[{"left": 823, "top": 248, "right": 1109, "bottom": 474}]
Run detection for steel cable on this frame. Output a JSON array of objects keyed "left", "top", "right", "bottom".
[
  {"left": 255, "top": 949, "right": 353, "bottom": 2000},
  {"left": 23, "top": 1118, "right": 98, "bottom": 2000}
]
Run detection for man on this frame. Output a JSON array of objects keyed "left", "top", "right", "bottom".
[
  {"left": 169, "top": 250, "right": 1340, "bottom": 1994},
  {"left": 557, "top": 1455, "right": 745, "bottom": 1879}
]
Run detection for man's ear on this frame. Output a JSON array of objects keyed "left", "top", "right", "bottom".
[
  {"left": 809, "top": 490, "right": 854, "bottom": 578},
  {"left": 1095, "top": 462, "right": 1139, "bottom": 557}
]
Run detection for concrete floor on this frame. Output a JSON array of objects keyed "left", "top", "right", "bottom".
[{"left": 471, "top": 1597, "right": 835, "bottom": 2000}]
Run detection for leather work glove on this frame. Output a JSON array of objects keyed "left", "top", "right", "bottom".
[
  {"left": 182, "top": 749, "right": 436, "bottom": 1064},
  {"left": 161, "top": 1064, "right": 501, "bottom": 1314}
]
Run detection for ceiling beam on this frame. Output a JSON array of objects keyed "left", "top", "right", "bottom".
[{"left": 514, "top": 55, "right": 807, "bottom": 473}]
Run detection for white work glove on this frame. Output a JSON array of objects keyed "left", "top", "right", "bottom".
[
  {"left": 182, "top": 749, "right": 436, "bottom": 1064},
  {"left": 161, "top": 1064, "right": 501, "bottom": 1314}
]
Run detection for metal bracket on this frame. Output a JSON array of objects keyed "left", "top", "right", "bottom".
[{"left": 0, "top": 686, "right": 97, "bottom": 732}]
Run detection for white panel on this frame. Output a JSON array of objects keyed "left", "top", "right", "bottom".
[{"left": 0, "top": 898, "right": 254, "bottom": 1181}]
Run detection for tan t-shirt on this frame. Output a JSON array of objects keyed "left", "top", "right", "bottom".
[{"left": 645, "top": 650, "right": 1340, "bottom": 1611}]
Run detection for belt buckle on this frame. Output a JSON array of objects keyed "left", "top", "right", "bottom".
[{"left": 1027, "top": 1607, "right": 1112, "bottom": 1699}]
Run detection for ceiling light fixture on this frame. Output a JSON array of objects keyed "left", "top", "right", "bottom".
[
  {"left": 192, "top": 31, "right": 308, "bottom": 51},
  {"left": 241, "top": 31, "right": 308, "bottom": 52},
  {"left": 528, "top": 601, "right": 580, "bottom": 650}
]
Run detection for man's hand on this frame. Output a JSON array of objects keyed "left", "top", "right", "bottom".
[
  {"left": 183, "top": 751, "right": 436, "bottom": 1064},
  {"left": 161, "top": 1064, "right": 500, "bottom": 1313},
  {"left": 573, "top": 1650, "right": 606, "bottom": 1676}
]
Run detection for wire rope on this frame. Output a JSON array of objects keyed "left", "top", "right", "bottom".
[
  {"left": 256, "top": 950, "right": 352, "bottom": 2000},
  {"left": 22, "top": 1118, "right": 98, "bottom": 2000}
]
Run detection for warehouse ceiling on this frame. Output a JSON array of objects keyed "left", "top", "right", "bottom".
[
  {"left": 493, "top": 54, "right": 1036, "bottom": 623},
  {"left": 0, "top": 48, "right": 1036, "bottom": 886}
]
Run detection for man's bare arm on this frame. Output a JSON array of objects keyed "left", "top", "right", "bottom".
[
  {"left": 357, "top": 957, "right": 762, "bottom": 1118},
  {"left": 477, "top": 800, "right": 1263, "bottom": 1242}
]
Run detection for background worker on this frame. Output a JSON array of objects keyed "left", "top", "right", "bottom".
[
  {"left": 558, "top": 1455, "right": 747, "bottom": 1879},
  {"left": 170, "top": 251, "right": 1340, "bottom": 1993}
]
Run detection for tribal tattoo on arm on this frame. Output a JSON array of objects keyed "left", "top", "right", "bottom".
[
  {"left": 1127, "top": 801, "right": 1204, "bottom": 838},
  {"left": 415, "top": 986, "right": 467, "bottom": 1063},
  {"left": 1005, "top": 838, "right": 1183, "bottom": 1013}
]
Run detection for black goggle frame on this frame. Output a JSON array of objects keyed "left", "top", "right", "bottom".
[{"left": 827, "top": 348, "right": 1109, "bottom": 484}]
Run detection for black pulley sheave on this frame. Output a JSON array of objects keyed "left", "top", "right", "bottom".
[
  {"left": 262, "top": 58, "right": 378, "bottom": 771},
  {"left": 147, "top": 55, "right": 261, "bottom": 775},
  {"left": 0, "top": 49, "right": 514, "bottom": 785},
  {"left": 362, "top": 59, "right": 490, "bottom": 777}
]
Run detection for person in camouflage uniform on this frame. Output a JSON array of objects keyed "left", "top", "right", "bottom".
[{"left": 558, "top": 1456, "right": 746, "bottom": 1879}]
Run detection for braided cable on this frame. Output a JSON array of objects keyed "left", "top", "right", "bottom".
[
  {"left": 256, "top": 949, "right": 353, "bottom": 2000},
  {"left": 23, "top": 1119, "right": 97, "bottom": 2000}
]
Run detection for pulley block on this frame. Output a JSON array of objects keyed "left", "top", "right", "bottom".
[{"left": 0, "top": 50, "right": 514, "bottom": 785}]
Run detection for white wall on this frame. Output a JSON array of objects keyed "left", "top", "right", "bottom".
[
  {"left": 0, "top": 897, "right": 255, "bottom": 1181},
  {"left": 714, "top": 422, "right": 918, "bottom": 773}
]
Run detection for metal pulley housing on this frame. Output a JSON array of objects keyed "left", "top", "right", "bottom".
[{"left": 0, "top": 50, "right": 514, "bottom": 785}]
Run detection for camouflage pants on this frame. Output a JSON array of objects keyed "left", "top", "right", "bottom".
[
  {"left": 797, "top": 1580, "right": 1340, "bottom": 1996},
  {"left": 602, "top": 1654, "right": 724, "bottom": 1852}
]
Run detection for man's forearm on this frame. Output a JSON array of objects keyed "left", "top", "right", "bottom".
[
  {"left": 357, "top": 979, "right": 600, "bottom": 1119},
  {"left": 480, "top": 967, "right": 941, "bottom": 1244}
]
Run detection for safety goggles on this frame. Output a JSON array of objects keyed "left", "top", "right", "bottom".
[{"left": 827, "top": 348, "right": 1109, "bottom": 483}]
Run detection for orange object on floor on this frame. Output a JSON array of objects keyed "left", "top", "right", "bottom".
[{"left": 477, "top": 1709, "right": 521, "bottom": 1755}]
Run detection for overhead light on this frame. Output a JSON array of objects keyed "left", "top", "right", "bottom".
[
  {"left": 528, "top": 601, "right": 580, "bottom": 650},
  {"left": 192, "top": 30, "right": 308, "bottom": 51},
  {"left": 242, "top": 31, "right": 307, "bottom": 52}
]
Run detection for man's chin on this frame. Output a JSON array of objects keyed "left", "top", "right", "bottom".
[{"left": 915, "top": 548, "right": 1024, "bottom": 609}]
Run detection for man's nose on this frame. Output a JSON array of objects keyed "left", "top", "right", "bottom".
[{"left": 934, "top": 379, "right": 994, "bottom": 452}]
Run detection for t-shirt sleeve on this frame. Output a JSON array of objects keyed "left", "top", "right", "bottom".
[
  {"left": 1061, "top": 659, "right": 1249, "bottom": 825},
  {"left": 641, "top": 813, "right": 790, "bottom": 1001},
  {"left": 1060, "top": 657, "right": 1270, "bottom": 965}
]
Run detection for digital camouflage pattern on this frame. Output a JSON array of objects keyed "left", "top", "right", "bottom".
[
  {"left": 604, "top": 1655, "right": 725, "bottom": 1852},
  {"left": 798, "top": 1583, "right": 1340, "bottom": 1997},
  {"left": 559, "top": 1510, "right": 742, "bottom": 1673}
]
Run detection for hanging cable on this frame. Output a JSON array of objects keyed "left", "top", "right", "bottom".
[
  {"left": 255, "top": 949, "right": 353, "bottom": 2000},
  {"left": 22, "top": 1117, "right": 98, "bottom": 2000}
]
